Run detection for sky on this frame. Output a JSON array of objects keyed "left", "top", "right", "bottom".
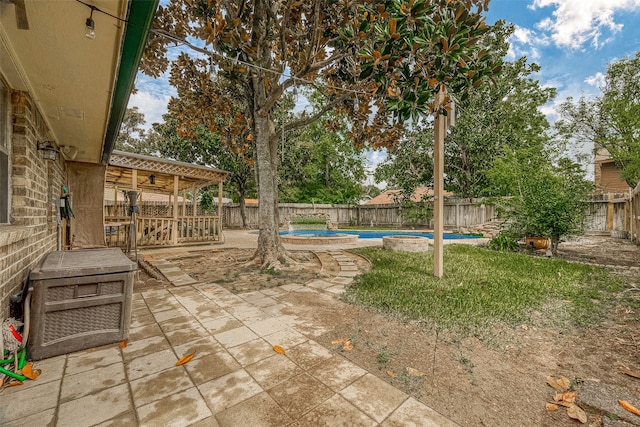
[{"left": 128, "top": 0, "right": 640, "bottom": 174}]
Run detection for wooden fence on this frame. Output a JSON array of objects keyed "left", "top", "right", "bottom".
[
  {"left": 105, "top": 193, "right": 639, "bottom": 244},
  {"left": 222, "top": 199, "right": 495, "bottom": 229}
]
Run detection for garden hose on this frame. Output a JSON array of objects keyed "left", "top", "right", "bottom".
[{"left": 0, "top": 366, "right": 26, "bottom": 382}]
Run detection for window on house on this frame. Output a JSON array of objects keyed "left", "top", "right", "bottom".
[{"left": 0, "top": 78, "right": 10, "bottom": 224}]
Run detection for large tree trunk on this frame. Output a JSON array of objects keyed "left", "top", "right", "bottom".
[{"left": 253, "top": 113, "right": 288, "bottom": 266}]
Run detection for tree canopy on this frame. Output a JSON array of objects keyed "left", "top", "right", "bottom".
[
  {"left": 557, "top": 51, "right": 640, "bottom": 187},
  {"left": 141, "top": 0, "right": 501, "bottom": 266},
  {"left": 374, "top": 22, "right": 555, "bottom": 199}
]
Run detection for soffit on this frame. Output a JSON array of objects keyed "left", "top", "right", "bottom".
[{"left": 0, "top": 0, "right": 127, "bottom": 163}]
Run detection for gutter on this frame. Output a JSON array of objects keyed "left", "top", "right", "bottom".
[{"left": 101, "top": 0, "right": 159, "bottom": 165}]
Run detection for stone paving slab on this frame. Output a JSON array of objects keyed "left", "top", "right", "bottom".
[
  {"left": 578, "top": 380, "right": 640, "bottom": 425},
  {"left": 0, "top": 247, "right": 460, "bottom": 426}
]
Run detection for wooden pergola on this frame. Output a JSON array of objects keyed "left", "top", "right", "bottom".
[{"left": 105, "top": 150, "right": 228, "bottom": 247}]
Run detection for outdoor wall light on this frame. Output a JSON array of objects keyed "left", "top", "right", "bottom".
[
  {"left": 85, "top": 6, "right": 96, "bottom": 39},
  {"left": 37, "top": 141, "right": 59, "bottom": 161}
]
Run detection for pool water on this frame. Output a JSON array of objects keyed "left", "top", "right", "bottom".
[{"left": 279, "top": 230, "right": 481, "bottom": 239}]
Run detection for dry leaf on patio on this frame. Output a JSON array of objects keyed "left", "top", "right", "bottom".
[
  {"left": 558, "top": 401, "right": 573, "bottom": 408},
  {"left": 6, "top": 381, "right": 23, "bottom": 387},
  {"left": 546, "top": 376, "right": 565, "bottom": 390},
  {"left": 331, "top": 338, "right": 348, "bottom": 346},
  {"left": 545, "top": 403, "right": 559, "bottom": 411},
  {"left": 176, "top": 353, "right": 195, "bottom": 366},
  {"left": 20, "top": 363, "right": 41, "bottom": 380},
  {"left": 406, "top": 367, "right": 426, "bottom": 377},
  {"left": 343, "top": 340, "right": 354, "bottom": 351},
  {"left": 561, "top": 391, "right": 577, "bottom": 403},
  {"left": 553, "top": 393, "right": 563, "bottom": 402},
  {"left": 619, "top": 400, "right": 640, "bottom": 417},
  {"left": 558, "top": 375, "right": 570, "bottom": 390},
  {"left": 273, "top": 345, "right": 286, "bottom": 355},
  {"left": 387, "top": 369, "right": 398, "bottom": 378},
  {"left": 567, "top": 403, "right": 588, "bottom": 423},
  {"left": 119, "top": 339, "right": 128, "bottom": 349},
  {"left": 619, "top": 366, "right": 640, "bottom": 380}
]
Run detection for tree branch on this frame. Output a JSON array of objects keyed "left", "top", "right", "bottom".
[{"left": 280, "top": 92, "right": 352, "bottom": 133}]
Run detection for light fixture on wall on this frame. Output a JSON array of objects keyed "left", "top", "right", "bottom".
[
  {"left": 149, "top": 174, "right": 156, "bottom": 185},
  {"left": 85, "top": 6, "right": 96, "bottom": 39},
  {"left": 37, "top": 141, "right": 59, "bottom": 161}
]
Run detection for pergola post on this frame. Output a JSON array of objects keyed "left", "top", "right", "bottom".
[
  {"left": 218, "top": 181, "right": 223, "bottom": 239},
  {"left": 172, "top": 175, "right": 179, "bottom": 245},
  {"left": 113, "top": 187, "right": 118, "bottom": 217},
  {"left": 192, "top": 185, "right": 197, "bottom": 218}
]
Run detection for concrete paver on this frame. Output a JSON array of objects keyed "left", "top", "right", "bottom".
[
  {"left": 340, "top": 373, "right": 409, "bottom": 423},
  {"left": 58, "top": 383, "right": 132, "bottom": 427},
  {"left": 0, "top": 235, "right": 461, "bottom": 426}
]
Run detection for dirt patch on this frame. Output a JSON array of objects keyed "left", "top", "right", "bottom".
[
  {"left": 137, "top": 238, "right": 640, "bottom": 426},
  {"left": 166, "top": 248, "right": 334, "bottom": 293}
]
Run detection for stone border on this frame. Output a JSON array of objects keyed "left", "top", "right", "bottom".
[
  {"left": 383, "top": 235, "right": 430, "bottom": 252},
  {"left": 281, "top": 233, "right": 359, "bottom": 245}
]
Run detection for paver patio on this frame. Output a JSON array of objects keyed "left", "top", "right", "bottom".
[{"left": 0, "top": 231, "right": 468, "bottom": 426}]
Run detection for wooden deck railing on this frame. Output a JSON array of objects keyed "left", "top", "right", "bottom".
[{"left": 104, "top": 215, "right": 220, "bottom": 247}]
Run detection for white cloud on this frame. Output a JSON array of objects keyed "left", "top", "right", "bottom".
[
  {"left": 507, "top": 25, "right": 548, "bottom": 61},
  {"left": 531, "top": 0, "right": 640, "bottom": 49},
  {"left": 128, "top": 90, "right": 171, "bottom": 128},
  {"left": 128, "top": 73, "right": 175, "bottom": 128},
  {"left": 584, "top": 72, "right": 606, "bottom": 88}
]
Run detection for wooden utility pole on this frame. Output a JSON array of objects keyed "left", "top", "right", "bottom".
[{"left": 433, "top": 87, "right": 454, "bottom": 278}]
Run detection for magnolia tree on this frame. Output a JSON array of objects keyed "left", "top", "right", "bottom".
[{"left": 141, "top": 0, "right": 501, "bottom": 267}]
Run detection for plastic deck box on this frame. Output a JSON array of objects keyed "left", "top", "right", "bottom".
[{"left": 28, "top": 248, "right": 136, "bottom": 360}]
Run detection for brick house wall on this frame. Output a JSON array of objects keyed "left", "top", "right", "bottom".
[{"left": 0, "top": 89, "right": 66, "bottom": 318}]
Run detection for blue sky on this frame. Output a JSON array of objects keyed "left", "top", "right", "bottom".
[
  {"left": 128, "top": 0, "right": 640, "bottom": 174},
  {"left": 485, "top": 0, "right": 640, "bottom": 119}
]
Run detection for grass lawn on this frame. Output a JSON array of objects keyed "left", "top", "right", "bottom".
[{"left": 346, "top": 245, "right": 628, "bottom": 333}]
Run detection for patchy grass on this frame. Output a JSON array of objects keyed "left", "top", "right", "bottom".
[{"left": 345, "top": 245, "right": 627, "bottom": 333}]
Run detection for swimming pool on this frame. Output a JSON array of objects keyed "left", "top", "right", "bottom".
[{"left": 279, "top": 230, "right": 481, "bottom": 239}]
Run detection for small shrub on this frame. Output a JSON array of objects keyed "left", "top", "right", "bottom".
[
  {"left": 487, "top": 231, "right": 520, "bottom": 252},
  {"left": 290, "top": 216, "right": 326, "bottom": 225}
]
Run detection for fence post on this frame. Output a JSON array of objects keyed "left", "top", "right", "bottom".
[{"left": 607, "top": 193, "right": 614, "bottom": 231}]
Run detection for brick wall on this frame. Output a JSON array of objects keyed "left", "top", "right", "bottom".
[{"left": 0, "top": 90, "right": 66, "bottom": 318}]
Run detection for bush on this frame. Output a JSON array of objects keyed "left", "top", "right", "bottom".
[
  {"left": 290, "top": 216, "right": 326, "bottom": 225},
  {"left": 487, "top": 231, "right": 520, "bottom": 252}
]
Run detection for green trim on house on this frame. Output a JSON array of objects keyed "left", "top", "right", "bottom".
[{"left": 101, "top": 0, "right": 159, "bottom": 164}]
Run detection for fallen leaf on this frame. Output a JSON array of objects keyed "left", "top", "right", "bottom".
[
  {"left": 546, "top": 403, "right": 559, "bottom": 411},
  {"left": 406, "top": 367, "right": 426, "bottom": 377},
  {"left": 119, "top": 339, "right": 128, "bottom": 349},
  {"left": 619, "top": 366, "right": 640, "bottom": 380},
  {"left": 20, "top": 363, "right": 41, "bottom": 380},
  {"left": 553, "top": 393, "right": 563, "bottom": 402},
  {"left": 343, "top": 340, "right": 354, "bottom": 351},
  {"left": 558, "top": 401, "right": 573, "bottom": 408},
  {"left": 546, "top": 376, "right": 564, "bottom": 390},
  {"left": 619, "top": 400, "right": 640, "bottom": 417},
  {"left": 273, "top": 345, "right": 286, "bottom": 355},
  {"left": 561, "top": 391, "right": 576, "bottom": 403},
  {"left": 6, "top": 380, "right": 23, "bottom": 387},
  {"left": 387, "top": 369, "right": 398, "bottom": 378},
  {"left": 176, "top": 353, "right": 195, "bottom": 366},
  {"left": 331, "top": 338, "right": 348, "bottom": 346},
  {"left": 558, "top": 376, "right": 571, "bottom": 390},
  {"left": 567, "top": 403, "right": 588, "bottom": 423}
]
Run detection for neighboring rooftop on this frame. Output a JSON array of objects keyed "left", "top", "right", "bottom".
[{"left": 365, "top": 187, "right": 454, "bottom": 205}]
